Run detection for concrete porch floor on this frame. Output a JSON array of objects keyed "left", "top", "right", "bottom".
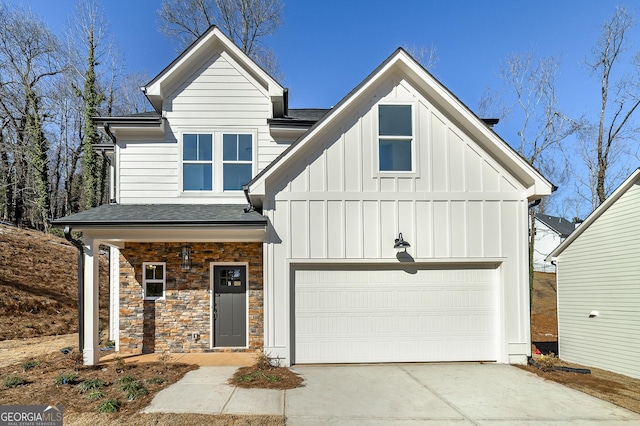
[{"left": 99, "top": 351, "right": 258, "bottom": 366}]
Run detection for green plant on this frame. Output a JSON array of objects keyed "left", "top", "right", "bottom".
[
  {"left": 97, "top": 399, "right": 119, "bottom": 413},
  {"left": 3, "top": 375, "right": 26, "bottom": 388},
  {"left": 87, "top": 390, "right": 105, "bottom": 401},
  {"left": 78, "top": 379, "right": 105, "bottom": 392},
  {"left": 117, "top": 375, "right": 136, "bottom": 385},
  {"left": 21, "top": 359, "right": 41, "bottom": 371},
  {"left": 145, "top": 377, "right": 166, "bottom": 385},
  {"left": 120, "top": 380, "right": 148, "bottom": 400},
  {"left": 54, "top": 372, "right": 78, "bottom": 385},
  {"left": 104, "top": 340, "right": 115, "bottom": 348}
]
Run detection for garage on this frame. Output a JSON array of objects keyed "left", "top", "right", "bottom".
[{"left": 293, "top": 265, "right": 499, "bottom": 364}]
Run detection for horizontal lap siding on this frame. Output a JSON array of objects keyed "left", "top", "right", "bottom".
[
  {"left": 118, "top": 50, "right": 283, "bottom": 204},
  {"left": 557, "top": 183, "right": 640, "bottom": 379}
]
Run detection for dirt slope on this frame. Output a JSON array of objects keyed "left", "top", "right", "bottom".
[
  {"left": 531, "top": 271, "right": 558, "bottom": 343},
  {"left": 0, "top": 225, "right": 109, "bottom": 341}
]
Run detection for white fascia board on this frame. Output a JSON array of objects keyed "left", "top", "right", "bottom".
[{"left": 547, "top": 168, "right": 640, "bottom": 261}]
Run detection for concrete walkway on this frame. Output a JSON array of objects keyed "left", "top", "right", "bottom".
[{"left": 144, "top": 363, "right": 640, "bottom": 424}]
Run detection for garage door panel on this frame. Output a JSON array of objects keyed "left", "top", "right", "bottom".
[{"left": 294, "top": 266, "right": 498, "bottom": 364}]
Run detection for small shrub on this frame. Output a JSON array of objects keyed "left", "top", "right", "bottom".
[
  {"left": 117, "top": 375, "right": 136, "bottom": 385},
  {"left": 120, "top": 381, "right": 148, "bottom": 400},
  {"left": 537, "top": 352, "right": 560, "bottom": 372},
  {"left": 157, "top": 351, "right": 173, "bottom": 364},
  {"left": 54, "top": 372, "right": 79, "bottom": 385},
  {"left": 78, "top": 379, "right": 105, "bottom": 392},
  {"left": 3, "top": 375, "right": 26, "bottom": 388},
  {"left": 97, "top": 399, "right": 119, "bottom": 413},
  {"left": 104, "top": 340, "right": 115, "bottom": 348},
  {"left": 145, "top": 377, "right": 166, "bottom": 385},
  {"left": 21, "top": 360, "right": 41, "bottom": 371},
  {"left": 87, "top": 390, "right": 105, "bottom": 401}
]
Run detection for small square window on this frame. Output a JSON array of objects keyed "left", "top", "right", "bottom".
[{"left": 143, "top": 262, "right": 166, "bottom": 300}]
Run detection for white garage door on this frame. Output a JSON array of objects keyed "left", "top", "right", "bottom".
[{"left": 294, "top": 266, "right": 498, "bottom": 364}]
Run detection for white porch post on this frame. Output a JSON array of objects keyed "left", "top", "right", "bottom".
[{"left": 83, "top": 238, "right": 100, "bottom": 365}]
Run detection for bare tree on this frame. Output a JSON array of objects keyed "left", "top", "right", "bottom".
[
  {"left": 157, "top": 0, "right": 283, "bottom": 77},
  {"left": 480, "top": 51, "right": 575, "bottom": 302},
  {"left": 0, "top": 3, "right": 63, "bottom": 229},
  {"left": 404, "top": 44, "right": 439, "bottom": 71},
  {"left": 581, "top": 6, "right": 640, "bottom": 208}
]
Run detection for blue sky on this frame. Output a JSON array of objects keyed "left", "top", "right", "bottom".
[{"left": 20, "top": 1, "right": 640, "bottom": 216}]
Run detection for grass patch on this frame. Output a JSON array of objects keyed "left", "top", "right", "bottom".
[
  {"left": 21, "top": 359, "right": 41, "bottom": 371},
  {"left": 86, "top": 390, "right": 105, "bottom": 401},
  {"left": 54, "top": 372, "right": 78, "bottom": 385},
  {"left": 97, "top": 399, "right": 120, "bottom": 413},
  {"left": 119, "top": 378, "right": 148, "bottom": 400},
  {"left": 3, "top": 375, "right": 26, "bottom": 388},
  {"left": 77, "top": 379, "right": 105, "bottom": 392},
  {"left": 145, "top": 377, "right": 166, "bottom": 385}
]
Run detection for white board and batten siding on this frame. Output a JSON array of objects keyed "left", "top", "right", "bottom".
[
  {"left": 116, "top": 49, "right": 288, "bottom": 204},
  {"left": 263, "top": 77, "right": 532, "bottom": 365},
  {"left": 556, "top": 182, "right": 640, "bottom": 379}
]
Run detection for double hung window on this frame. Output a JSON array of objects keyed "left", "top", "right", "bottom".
[
  {"left": 378, "top": 105, "right": 413, "bottom": 172},
  {"left": 143, "top": 262, "right": 165, "bottom": 300},
  {"left": 182, "top": 132, "right": 253, "bottom": 192},
  {"left": 183, "top": 134, "right": 213, "bottom": 190}
]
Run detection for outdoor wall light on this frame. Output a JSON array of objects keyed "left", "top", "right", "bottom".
[
  {"left": 181, "top": 245, "right": 192, "bottom": 270},
  {"left": 394, "top": 233, "right": 411, "bottom": 251}
]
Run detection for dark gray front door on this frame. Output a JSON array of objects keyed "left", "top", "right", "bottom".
[{"left": 213, "top": 265, "right": 247, "bottom": 347}]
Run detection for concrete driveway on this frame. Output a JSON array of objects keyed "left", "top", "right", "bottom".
[{"left": 145, "top": 363, "right": 640, "bottom": 424}]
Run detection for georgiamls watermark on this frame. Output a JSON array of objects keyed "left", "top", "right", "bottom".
[{"left": 0, "top": 405, "right": 63, "bottom": 426}]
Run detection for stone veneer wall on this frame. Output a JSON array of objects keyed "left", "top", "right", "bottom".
[{"left": 119, "top": 242, "right": 263, "bottom": 354}]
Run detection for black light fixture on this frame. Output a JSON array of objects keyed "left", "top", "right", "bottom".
[
  {"left": 394, "top": 233, "right": 410, "bottom": 251},
  {"left": 181, "top": 245, "right": 192, "bottom": 270}
]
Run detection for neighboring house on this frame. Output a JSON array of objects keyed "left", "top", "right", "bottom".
[
  {"left": 53, "top": 27, "right": 553, "bottom": 366},
  {"left": 547, "top": 169, "right": 640, "bottom": 380},
  {"left": 531, "top": 213, "right": 575, "bottom": 273}
]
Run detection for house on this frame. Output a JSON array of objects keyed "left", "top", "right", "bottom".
[
  {"left": 531, "top": 213, "right": 575, "bottom": 272},
  {"left": 547, "top": 169, "right": 640, "bottom": 379},
  {"left": 53, "top": 27, "right": 553, "bottom": 366}
]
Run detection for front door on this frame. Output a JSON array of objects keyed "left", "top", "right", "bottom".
[{"left": 213, "top": 265, "right": 247, "bottom": 347}]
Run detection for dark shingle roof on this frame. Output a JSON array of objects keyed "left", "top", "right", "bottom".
[
  {"left": 536, "top": 213, "right": 575, "bottom": 238},
  {"left": 287, "top": 109, "right": 330, "bottom": 121},
  {"left": 52, "top": 204, "right": 266, "bottom": 227}
]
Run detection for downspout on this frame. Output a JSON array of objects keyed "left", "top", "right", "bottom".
[
  {"left": 242, "top": 185, "right": 257, "bottom": 213},
  {"left": 103, "top": 122, "right": 117, "bottom": 204},
  {"left": 64, "top": 226, "right": 84, "bottom": 353}
]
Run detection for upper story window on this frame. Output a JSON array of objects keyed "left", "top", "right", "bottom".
[
  {"left": 143, "top": 262, "right": 166, "bottom": 300},
  {"left": 378, "top": 105, "right": 413, "bottom": 172},
  {"left": 223, "top": 134, "right": 253, "bottom": 191},
  {"left": 182, "top": 132, "right": 254, "bottom": 192},
  {"left": 183, "top": 134, "right": 213, "bottom": 190}
]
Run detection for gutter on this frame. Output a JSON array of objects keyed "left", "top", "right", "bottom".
[
  {"left": 64, "top": 226, "right": 84, "bottom": 354},
  {"left": 242, "top": 185, "right": 257, "bottom": 213}
]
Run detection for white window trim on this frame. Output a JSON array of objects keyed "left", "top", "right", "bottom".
[
  {"left": 179, "top": 130, "right": 257, "bottom": 194},
  {"left": 143, "top": 262, "right": 166, "bottom": 300},
  {"left": 375, "top": 102, "right": 419, "bottom": 176}
]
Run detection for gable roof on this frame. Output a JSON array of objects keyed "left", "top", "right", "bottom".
[
  {"left": 246, "top": 48, "right": 553, "bottom": 200},
  {"left": 143, "top": 26, "right": 285, "bottom": 116},
  {"left": 536, "top": 213, "right": 575, "bottom": 238},
  {"left": 547, "top": 168, "right": 640, "bottom": 260}
]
